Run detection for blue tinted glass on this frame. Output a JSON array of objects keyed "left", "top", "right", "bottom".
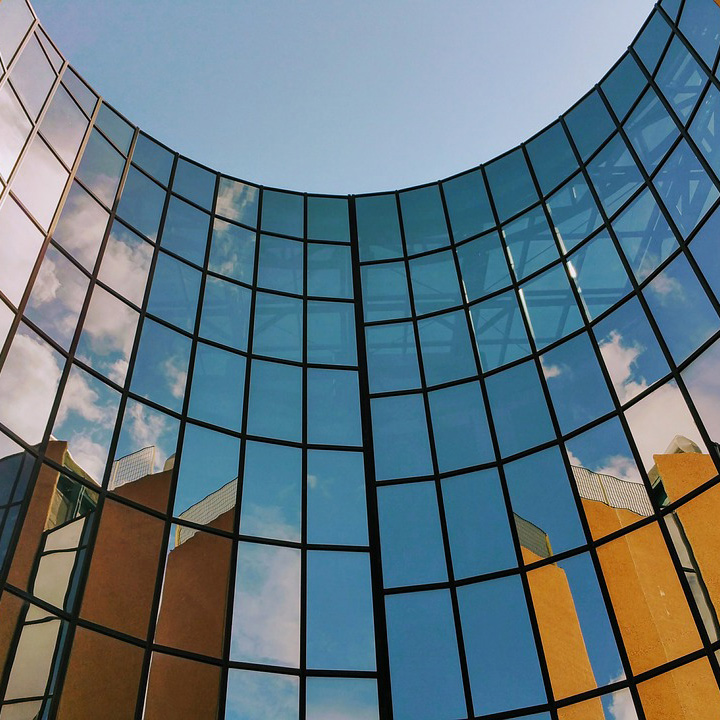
[
  {"left": 624, "top": 87, "right": 679, "bottom": 172},
  {"left": 594, "top": 296, "right": 670, "bottom": 404},
  {"left": 400, "top": 184, "right": 449, "bottom": 254},
  {"left": 199, "top": 276, "right": 251, "bottom": 351},
  {"left": 209, "top": 219, "right": 256, "bottom": 283},
  {"left": 470, "top": 288, "right": 531, "bottom": 370},
  {"left": 356, "top": 194, "right": 402, "bottom": 261},
  {"left": 456, "top": 231, "right": 511, "bottom": 301},
  {"left": 261, "top": 189, "right": 303, "bottom": 237},
  {"left": 307, "top": 301, "right": 356, "bottom": 365},
  {"left": 601, "top": 53, "right": 647, "bottom": 122},
  {"left": 503, "top": 205, "right": 558, "bottom": 280},
  {"left": 307, "top": 368, "right": 362, "bottom": 446},
  {"left": 252, "top": 293, "right": 303, "bottom": 362},
  {"left": 188, "top": 343, "right": 245, "bottom": 431},
  {"left": 247, "top": 360, "right": 302, "bottom": 442},
  {"left": 385, "top": 590, "right": 465, "bottom": 720},
  {"left": 485, "top": 360, "right": 554, "bottom": 457},
  {"left": 216, "top": 177, "right": 259, "bottom": 226},
  {"left": 371, "top": 394, "right": 432, "bottom": 480},
  {"left": 633, "top": 11, "right": 671, "bottom": 74},
  {"left": 527, "top": 121, "right": 578, "bottom": 195},
  {"left": 409, "top": 250, "right": 461, "bottom": 314},
  {"left": 361, "top": 262, "right": 411, "bottom": 321},
  {"left": 365, "top": 321, "right": 420, "bottom": 393},
  {"left": 161, "top": 196, "right": 210, "bottom": 266},
  {"left": 417, "top": 310, "right": 476, "bottom": 386},
  {"left": 429, "top": 381, "right": 493, "bottom": 471},
  {"left": 459, "top": 577, "right": 546, "bottom": 714},
  {"left": 679, "top": 0, "right": 720, "bottom": 69},
  {"left": 644, "top": 252, "right": 719, "bottom": 362},
  {"left": 655, "top": 139, "right": 719, "bottom": 238},
  {"left": 655, "top": 36, "right": 706, "bottom": 122},
  {"left": 442, "top": 169, "right": 494, "bottom": 241},
  {"left": 306, "top": 551, "right": 375, "bottom": 670},
  {"left": 241, "top": 440, "right": 300, "bottom": 541},
  {"left": 442, "top": 469, "right": 516, "bottom": 578},
  {"left": 378, "top": 481, "right": 446, "bottom": 587},
  {"left": 521, "top": 263, "right": 583, "bottom": 348},
  {"left": 116, "top": 166, "right": 166, "bottom": 241},
  {"left": 542, "top": 332, "right": 613, "bottom": 433},
  {"left": 132, "top": 134, "right": 173, "bottom": 185},
  {"left": 172, "top": 158, "right": 215, "bottom": 210},
  {"left": 505, "top": 446, "right": 586, "bottom": 555},
  {"left": 613, "top": 187, "right": 677, "bottom": 281},
  {"left": 307, "top": 196, "right": 349, "bottom": 242},
  {"left": 547, "top": 173, "right": 603, "bottom": 253},
  {"left": 569, "top": 230, "right": 632, "bottom": 318},
  {"left": 565, "top": 91, "right": 615, "bottom": 161},
  {"left": 485, "top": 148, "right": 538, "bottom": 222},
  {"left": 146, "top": 252, "right": 201, "bottom": 332},
  {"left": 587, "top": 133, "right": 644, "bottom": 217},
  {"left": 307, "top": 450, "right": 367, "bottom": 546}
]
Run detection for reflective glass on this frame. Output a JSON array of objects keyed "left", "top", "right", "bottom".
[
  {"left": 116, "top": 165, "right": 166, "bottom": 241},
  {"left": 146, "top": 251, "right": 201, "bottom": 332},
  {"left": 161, "top": 195, "right": 210, "bottom": 265},
  {"left": 442, "top": 169, "right": 494, "bottom": 241},
  {"left": 400, "top": 184, "right": 449, "bottom": 254}
]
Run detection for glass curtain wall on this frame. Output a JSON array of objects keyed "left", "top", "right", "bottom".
[{"left": 1, "top": 0, "right": 720, "bottom": 718}]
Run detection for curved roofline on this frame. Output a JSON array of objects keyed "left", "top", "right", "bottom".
[{"left": 34, "top": 2, "right": 662, "bottom": 198}]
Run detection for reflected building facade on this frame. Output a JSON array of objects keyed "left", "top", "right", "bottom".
[{"left": 1, "top": 0, "right": 720, "bottom": 717}]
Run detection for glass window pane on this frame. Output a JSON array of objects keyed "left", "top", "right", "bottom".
[
  {"left": 75, "top": 128, "right": 125, "bottom": 207},
  {"left": 485, "top": 360, "right": 555, "bottom": 457},
  {"left": 360, "top": 261, "right": 410, "bottom": 321},
  {"left": 216, "top": 177, "right": 259, "bottom": 225},
  {"left": 400, "top": 184, "right": 449, "bottom": 254},
  {"left": 485, "top": 148, "right": 537, "bottom": 222},
  {"left": 231, "top": 542, "right": 301, "bottom": 666},
  {"left": 385, "top": 590, "right": 465, "bottom": 720},
  {"left": 521, "top": 262, "right": 583, "bottom": 348},
  {"left": 131, "top": 133, "right": 173, "bottom": 186},
  {"left": 26, "top": 244, "right": 89, "bottom": 349},
  {"left": 161, "top": 195, "right": 210, "bottom": 266},
  {"left": 307, "top": 300, "right": 356, "bottom": 365},
  {"left": 356, "top": 194, "right": 402, "bottom": 261},
  {"left": 442, "top": 169, "right": 494, "bottom": 241},
  {"left": 199, "top": 275, "right": 251, "bottom": 351},
  {"left": 116, "top": 165, "right": 166, "bottom": 241},
  {"left": 75, "top": 285, "right": 137, "bottom": 383},
  {"left": 257, "top": 235, "right": 303, "bottom": 294},
  {"left": 644, "top": 252, "right": 718, "bottom": 362},
  {"left": 146, "top": 252, "right": 201, "bottom": 332},
  {"left": 307, "top": 368, "right": 361, "bottom": 446},
  {"left": 240, "top": 440, "right": 300, "bottom": 542},
  {"left": 456, "top": 231, "right": 511, "bottom": 301},
  {"left": 130, "top": 318, "right": 191, "bottom": 412},
  {"left": 505, "top": 446, "right": 586, "bottom": 557},
  {"left": 442, "top": 469, "right": 515, "bottom": 578},
  {"left": 378, "top": 481, "right": 445, "bottom": 587},
  {"left": 252, "top": 292, "right": 303, "bottom": 361},
  {"left": 52, "top": 180, "right": 110, "bottom": 271},
  {"left": 307, "top": 550, "right": 375, "bottom": 669},
  {"left": 417, "top": 309, "right": 476, "bottom": 386},
  {"left": 39, "top": 84, "right": 87, "bottom": 167},
  {"left": 307, "top": 195, "right": 349, "bottom": 242},
  {"left": 542, "top": 332, "right": 614, "bottom": 433},
  {"left": 188, "top": 343, "right": 245, "bottom": 431},
  {"left": 172, "top": 157, "right": 215, "bottom": 210},
  {"left": 307, "top": 450, "right": 367, "bottom": 546},
  {"left": 459, "top": 577, "right": 546, "bottom": 714},
  {"left": 547, "top": 173, "right": 602, "bottom": 253},
  {"left": 409, "top": 250, "right": 461, "bottom": 314},
  {"left": 261, "top": 189, "right": 303, "bottom": 237},
  {"left": 97, "top": 222, "right": 152, "bottom": 307},
  {"left": 365, "top": 321, "right": 420, "bottom": 393},
  {"left": 209, "top": 218, "right": 255, "bottom": 283},
  {"left": 470, "top": 288, "right": 531, "bottom": 370},
  {"left": 247, "top": 360, "right": 302, "bottom": 442},
  {"left": 307, "top": 243, "right": 352, "bottom": 298},
  {"left": 527, "top": 121, "right": 578, "bottom": 195},
  {"left": 565, "top": 90, "right": 615, "bottom": 161},
  {"left": 503, "top": 206, "right": 558, "bottom": 280},
  {"left": 173, "top": 423, "right": 239, "bottom": 520},
  {"left": 429, "top": 381, "right": 493, "bottom": 472}
]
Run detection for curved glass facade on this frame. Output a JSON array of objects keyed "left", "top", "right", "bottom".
[{"left": 1, "top": 0, "right": 720, "bottom": 717}]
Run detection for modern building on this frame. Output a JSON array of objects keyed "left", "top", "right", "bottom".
[{"left": 0, "top": 0, "right": 720, "bottom": 718}]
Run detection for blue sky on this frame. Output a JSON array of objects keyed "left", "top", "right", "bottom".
[{"left": 34, "top": 1, "right": 655, "bottom": 194}]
